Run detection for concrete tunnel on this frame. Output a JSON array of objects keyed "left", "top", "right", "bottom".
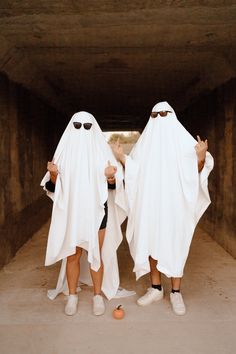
[{"left": 0, "top": 1, "right": 236, "bottom": 271}]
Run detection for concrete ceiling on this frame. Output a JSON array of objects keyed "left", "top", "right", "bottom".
[{"left": 0, "top": 1, "right": 236, "bottom": 130}]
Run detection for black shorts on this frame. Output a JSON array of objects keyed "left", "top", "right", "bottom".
[{"left": 99, "top": 201, "right": 108, "bottom": 230}]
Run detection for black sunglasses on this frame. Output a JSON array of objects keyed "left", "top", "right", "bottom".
[
  {"left": 151, "top": 111, "right": 172, "bottom": 118},
  {"left": 73, "top": 122, "right": 93, "bottom": 130}
]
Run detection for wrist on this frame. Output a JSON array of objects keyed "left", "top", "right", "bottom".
[
  {"left": 107, "top": 176, "right": 115, "bottom": 185},
  {"left": 198, "top": 159, "right": 205, "bottom": 173},
  {"left": 50, "top": 171, "right": 58, "bottom": 177},
  {"left": 50, "top": 171, "right": 58, "bottom": 183}
]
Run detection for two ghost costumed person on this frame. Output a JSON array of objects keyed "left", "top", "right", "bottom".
[
  {"left": 41, "top": 111, "right": 129, "bottom": 316},
  {"left": 112, "top": 102, "right": 214, "bottom": 315}
]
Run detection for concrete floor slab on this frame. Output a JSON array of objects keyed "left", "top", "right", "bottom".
[{"left": 0, "top": 222, "right": 236, "bottom": 354}]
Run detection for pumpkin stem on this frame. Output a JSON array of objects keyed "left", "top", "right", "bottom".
[{"left": 117, "top": 305, "right": 122, "bottom": 310}]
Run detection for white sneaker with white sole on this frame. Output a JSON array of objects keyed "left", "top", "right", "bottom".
[
  {"left": 170, "top": 292, "right": 186, "bottom": 315},
  {"left": 137, "top": 287, "right": 164, "bottom": 306},
  {"left": 93, "top": 295, "right": 105, "bottom": 316},
  {"left": 65, "top": 294, "right": 78, "bottom": 316}
]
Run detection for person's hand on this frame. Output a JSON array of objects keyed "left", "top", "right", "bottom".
[
  {"left": 195, "top": 135, "right": 208, "bottom": 162},
  {"left": 104, "top": 160, "right": 117, "bottom": 179},
  {"left": 47, "top": 160, "right": 58, "bottom": 174},
  {"left": 195, "top": 135, "right": 208, "bottom": 172},
  {"left": 47, "top": 160, "right": 58, "bottom": 183},
  {"left": 112, "top": 138, "right": 126, "bottom": 166}
]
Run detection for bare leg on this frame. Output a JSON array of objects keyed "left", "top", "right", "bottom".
[
  {"left": 66, "top": 247, "right": 82, "bottom": 295},
  {"left": 171, "top": 277, "right": 181, "bottom": 291},
  {"left": 149, "top": 256, "right": 161, "bottom": 285},
  {"left": 90, "top": 228, "right": 106, "bottom": 295}
]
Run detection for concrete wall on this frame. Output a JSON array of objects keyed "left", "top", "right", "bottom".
[
  {"left": 181, "top": 78, "right": 236, "bottom": 258},
  {"left": 0, "top": 73, "right": 65, "bottom": 268}
]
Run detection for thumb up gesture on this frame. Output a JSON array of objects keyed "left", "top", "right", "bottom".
[{"left": 104, "top": 160, "right": 117, "bottom": 179}]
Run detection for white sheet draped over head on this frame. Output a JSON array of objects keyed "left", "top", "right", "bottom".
[
  {"left": 125, "top": 101, "right": 214, "bottom": 279},
  {"left": 41, "top": 111, "right": 127, "bottom": 300}
]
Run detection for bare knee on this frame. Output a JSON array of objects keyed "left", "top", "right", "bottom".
[{"left": 67, "top": 247, "right": 82, "bottom": 263}]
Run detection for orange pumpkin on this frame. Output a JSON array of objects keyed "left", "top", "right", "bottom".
[{"left": 113, "top": 305, "right": 125, "bottom": 320}]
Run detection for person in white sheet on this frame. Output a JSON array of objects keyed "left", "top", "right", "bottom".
[
  {"left": 41, "top": 111, "right": 128, "bottom": 316},
  {"left": 112, "top": 101, "right": 214, "bottom": 315}
]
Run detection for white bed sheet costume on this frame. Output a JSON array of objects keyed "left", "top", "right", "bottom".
[
  {"left": 41, "top": 111, "right": 129, "bottom": 300},
  {"left": 124, "top": 102, "right": 214, "bottom": 280}
]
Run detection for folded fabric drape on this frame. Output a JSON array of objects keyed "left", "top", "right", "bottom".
[
  {"left": 41, "top": 111, "right": 127, "bottom": 300},
  {"left": 124, "top": 102, "right": 214, "bottom": 279}
]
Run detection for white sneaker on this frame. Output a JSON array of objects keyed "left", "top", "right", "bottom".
[
  {"left": 137, "top": 287, "right": 164, "bottom": 306},
  {"left": 114, "top": 287, "right": 136, "bottom": 298},
  {"left": 170, "top": 292, "right": 186, "bottom": 315},
  {"left": 93, "top": 295, "right": 105, "bottom": 316},
  {"left": 65, "top": 294, "right": 78, "bottom": 316}
]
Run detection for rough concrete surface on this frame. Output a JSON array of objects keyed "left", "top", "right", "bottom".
[
  {"left": 0, "top": 73, "right": 65, "bottom": 268},
  {"left": 182, "top": 79, "right": 236, "bottom": 258},
  {"left": 0, "top": 221, "right": 235, "bottom": 354},
  {"left": 0, "top": 1, "right": 236, "bottom": 128}
]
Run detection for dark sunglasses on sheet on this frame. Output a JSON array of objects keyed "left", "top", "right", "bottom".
[
  {"left": 151, "top": 111, "right": 172, "bottom": 118},
  {"left": 73, "top": 122, "right": 93, "bottom": 130}
]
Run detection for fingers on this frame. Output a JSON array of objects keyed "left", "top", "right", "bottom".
[
  {"left": 47, "top": 160, "right": 54, "bottom": 165},
  {"left": 106, "top": 161, "right": 115, "bottom": 168},
  {"left": 47, "top": 160, "right": 58, "bottom": 174},
  {"left": 197, "top": 136, "right": 208, "bottom": 148},
  {"left": 197, "top": 135, "right": 202, "bottom": 143},
  {"left": 107, "top": 164, "right": 117, "bottom": 172},
  {"left": 111, "top": 166, "right": 117, "bottom": 175}
]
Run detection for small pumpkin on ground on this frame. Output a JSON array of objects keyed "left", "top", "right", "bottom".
[{"left": 113, "top": 305, "right": 125, "bottom": 320}]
